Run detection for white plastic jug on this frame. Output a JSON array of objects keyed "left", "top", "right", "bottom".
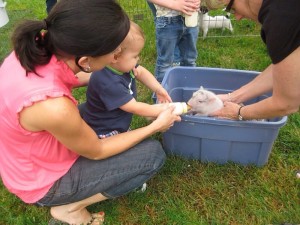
[{"left": 0, "top": 0, "right": 9, "bottom": 28}]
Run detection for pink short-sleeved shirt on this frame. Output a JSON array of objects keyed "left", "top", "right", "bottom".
[{"left": 0, "top": 52, "right": 80, "bottom": 203}]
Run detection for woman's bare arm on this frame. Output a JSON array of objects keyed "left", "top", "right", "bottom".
[
  {"left": 19, "top": 96, "right": 180, "bottom": 160},
  {"left": 212, "top": 47, "right": 300, "bottom": 120}
]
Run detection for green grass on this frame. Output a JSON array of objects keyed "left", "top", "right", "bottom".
[{"left": 0, "top": 0, "right": 299, "bottom": 225}]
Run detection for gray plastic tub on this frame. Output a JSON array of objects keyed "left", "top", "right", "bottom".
[{"left": 158, "top": 67, "right": 287, "bottom": 166}]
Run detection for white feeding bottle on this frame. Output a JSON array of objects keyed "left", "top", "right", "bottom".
[{"left": 169, "top": 102, "right": 191, "bottom": 115}]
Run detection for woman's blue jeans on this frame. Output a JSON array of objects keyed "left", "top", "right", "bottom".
[
  {"left": 155, "top": 15, "right": 199, "bottom": 82},
  {"left": 36, "top": 139, "right": 166, "bottom": 206}
]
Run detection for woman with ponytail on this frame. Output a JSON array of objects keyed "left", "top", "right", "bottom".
[{"left": 0, "top": 0, "right": 180, "bottom": 224}]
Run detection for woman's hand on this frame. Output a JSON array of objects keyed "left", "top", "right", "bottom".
[
  {"left": 209, "top": 101, "right": 240, "bottom": 120},
  {"left": 217, "top": 93, "right": 232, "bottom": 102}
]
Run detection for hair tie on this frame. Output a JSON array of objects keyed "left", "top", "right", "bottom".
[{"left": 35, "top": 20, "right": 48, "bottom": 45}]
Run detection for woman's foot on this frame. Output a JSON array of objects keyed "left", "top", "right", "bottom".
[
  {"left": 48, "top": 213, "right": 104, "bottom": 225},
  {"left": 50, "top": 206, "right": 104, "bottom": 225}
]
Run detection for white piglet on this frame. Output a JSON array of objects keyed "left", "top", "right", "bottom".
[
  {"left": 187, "top": 86, "right": 223, "bottom": 116},
  {"left": 199, "top": 12, "right": 233, "bottom": 39}
]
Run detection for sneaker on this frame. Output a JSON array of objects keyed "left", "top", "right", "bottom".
[{"left": 136, "top": 183, "right": 147, "bottom": 192}]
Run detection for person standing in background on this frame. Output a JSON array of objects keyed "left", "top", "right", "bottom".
[
  {"left": 148, "top": 0, "right": 201, "bottom": 82},
  {"left": 46, "top": 0, "right": 57, "bottom": 14},
  {"left": 146, "top": 0, "right": 156, "bottom": 16},
  {"left": 146, "top": 0, "right": 201, "bottom": 68}
]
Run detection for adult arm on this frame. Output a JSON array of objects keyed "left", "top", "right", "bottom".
[
  {"left": 211, "top": 47, "right": 300, "bottom": 120},
  {"left": 134, "top": 65, "right": 172, "bottom": 103},
  {"left": 218, "top": 64, "right": 274, "bottom": 104},
  {"left": 148, "top": 0, "right": 200, "bottom": 15},
  {"left": 73, "top": 71, "right": 91, "bottom": 87},
  {"left": 19, "top": 97, "right": 181, "bottom": 160}
]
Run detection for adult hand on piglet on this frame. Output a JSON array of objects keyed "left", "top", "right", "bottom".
[
  {"left": 209, "top": 101, "right": 241, "bottom": 120},
  {"left": 217, "top": 93, "right": 232, "bottom": 102},
  {"left": 152, "top": 105, "right": 181, "bottom": 132}
]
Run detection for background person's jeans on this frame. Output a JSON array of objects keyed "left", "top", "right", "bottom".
[
  {"left": 46, "top": 0, "right": 57, "bottom": 14},
  {"left": 155, "top": 15, "right": 199, "bottom": 82},
  {"left": 36, "top": 139, "right": 166, "bottom": 206},
  {"left": 146, "top": 1, "right": 182, "bottom": 65}
]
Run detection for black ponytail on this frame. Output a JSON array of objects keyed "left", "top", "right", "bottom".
[{"left": 12, "top": 20, "right": 52, "bottom": 75}]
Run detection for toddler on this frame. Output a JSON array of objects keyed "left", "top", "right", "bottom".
[{"left": 82, "top": 21, "right": 172, "bottom": 138}]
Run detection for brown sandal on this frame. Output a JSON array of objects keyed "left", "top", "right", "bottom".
[{"left": 88, "top": 212, "right": 105, "bottom": 225}]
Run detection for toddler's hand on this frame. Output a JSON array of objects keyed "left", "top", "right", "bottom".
[
  {"left": 156, "top": 87, "right": 172, "bottom": 103},
  {"left": 153, "top": 105, "right": 181, "bottom": 132}
]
